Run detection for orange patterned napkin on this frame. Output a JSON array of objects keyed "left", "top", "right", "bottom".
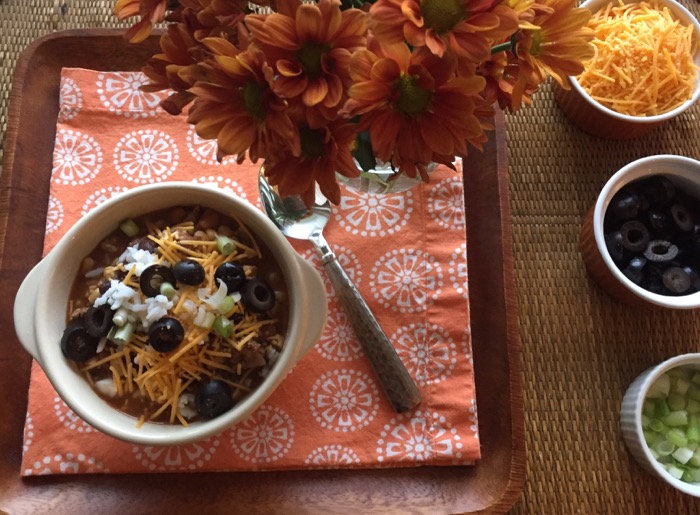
[{"left": 20, "top": 68, "right": 478, "bottom": 475}]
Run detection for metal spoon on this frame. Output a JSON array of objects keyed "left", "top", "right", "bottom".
[{"left": 258, "top": 170, "right": 421, "bottom": 413}]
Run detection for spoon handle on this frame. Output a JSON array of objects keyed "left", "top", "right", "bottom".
[{"left": 316, "top": 245, "right": 422, "bottom": 413}]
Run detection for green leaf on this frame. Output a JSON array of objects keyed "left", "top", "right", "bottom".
[{"left": 353, "top": 131, "right": 376, "bottom": 172}]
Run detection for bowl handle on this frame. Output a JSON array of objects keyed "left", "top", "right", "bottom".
[
  {"left": 13, "top": 259, "right": 46, "bottom": 364},
  {"left": 295, "top": 255, "right": 327, "bottom": 357}
]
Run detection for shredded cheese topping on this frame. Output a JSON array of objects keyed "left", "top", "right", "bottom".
[
  {"left": 79, "top": 218, "right": 283, "bottom": 426},
  {"left": 578, "top": 0, "right": 699, "bottom": 116}
]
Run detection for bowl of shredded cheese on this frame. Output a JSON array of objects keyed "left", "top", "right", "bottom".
[
  {"left": 556, "top": 0, "right": 700, "bottom": 139},
  {"left": 13, "top": 182, "right": 327, "bottom": 446}
]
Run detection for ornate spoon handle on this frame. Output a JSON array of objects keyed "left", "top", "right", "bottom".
[{"left": 310, "top": 232, "right": 422, "bottom": 413}]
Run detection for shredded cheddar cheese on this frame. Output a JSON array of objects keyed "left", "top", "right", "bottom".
[{"left": 578, "top": 0, "right": 699, "bottom": 116}]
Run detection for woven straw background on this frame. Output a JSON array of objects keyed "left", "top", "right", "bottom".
[{"left": 4, "top": 0, "right": 700, "bottom": 512}]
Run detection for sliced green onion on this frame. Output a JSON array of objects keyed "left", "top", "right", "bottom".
[
  {"left": 667, "top": 428, "right": 688, "bottom": 448},
  {"left": 662, "top": 410, "right": 689, "bottom": 427},
  {"left": 654, "top": 438, "right": 675, "bottom": 456},
  {"left": 119, "top": 218, "right": 139, "bottom": 238},
  {"left": 648, "top": 373, "right": 671, "bottom": 398},
  {"left": 688, "top": 398, "right": 700, "bottom": 414},
  {"left": 212, "top": 316, "right": 233, "bottom": 338},
  {"left": 216, "top": 236, "right": 235, "bottom": 256},
  {"left": 641, "top": 414, "right": 651, "bottom": 429},
  {"left": 655, "top": 398, "right": 671, "bottom": 418},
  {"left": 683, "top": 468, "right": 700, "bottom": 483},
  {"left": 688, "top": 414, "right": 700, "bottom": 444},
  {"left": 112, "top": 307, "right": 129, "bottom": 327},
  {"left": 666, "top": 464, "right": 685, "bottom": 480},
  {"left": 688, "top": 385, "right": 700, "bottom": 402},
  {"left": 650, "top": 418, "right": 668, "bottom": 433},
  {"left": 644, "top": 429, "right": 657, "bottom": 446},
  {"left": 668, "top": 393, "right": 687, "bottom": 411},
  {"left": 643, "top": 399, "right": 656, "bottom": 418},
  {"left": 218, "top": 295, "right": 235, "bottom": 315},
  {"left": 673, "top": 447, "right": 695, "bottom": 465},
  {"left": 674, "top": 377, "right": 690, "bottom": 396},
  {"left": 160, "top": 282, "right": 176, "bottom": 299},
  {"left": 689, "top": 450, "right": 700, "bottom": 468},
  {"left": 691, "top": 372, "right": 700, "bottom": 387},
  {"left": 110, "top": 322, "right": 135, "bottom": 346}
]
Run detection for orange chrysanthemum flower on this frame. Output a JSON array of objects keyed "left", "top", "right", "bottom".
[
  {"left": 187, "top": 40, "right": 298, "bottom": 164},
  {"left": 344, "top": 41, "right": 487, "bottom": 180},
  {"left": 264, "top": 121, "right": 360, "bottom": 205},
  {"left": 369, "top": 0, "right": 518, "bottom": 62},
  {"left": 114, "top": 0, "right": 170, "bottom": 43},
  {"left": 478, "top": 53, "right": 536, "bottom": 111},
  {"left": 511, "top": 0, "right": 594, "bottom": 108},
  {"left": 245, "top": 0, "right": 366, "bottom": 112}
]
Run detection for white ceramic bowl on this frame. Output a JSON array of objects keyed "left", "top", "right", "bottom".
[
  {"left": 555, "top": 0, "right": 700, "bottom": 139},
  {"left": 621, "top": 353, "right": 700, "bottom": 496},
  {"left": 580, "top": 154, "right": 700, "bottom": 308},
  {"left": 13, "top": 182, "right": 327, "bottom": 446}
]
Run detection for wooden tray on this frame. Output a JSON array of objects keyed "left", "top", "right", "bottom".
[{"left": 0, "top": 29, "right": 524, "bottom": 514}]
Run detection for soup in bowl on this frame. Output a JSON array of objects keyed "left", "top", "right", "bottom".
[{"left": 14, "top": 183, "right": 326, "bottom": 446}]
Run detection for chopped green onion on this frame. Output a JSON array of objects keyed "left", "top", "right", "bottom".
[
  {"left": 674, "top": 377, "right": 690, "bottom": 396},
  {"left": 668, "top": 393, "right": 687, "bottom": 411},
  {"left": 110, "top": 322, "right": 135, "bottom": 346},
  {"left": 683, "top": 468, "right": 700, "bottom": 483},
  {"left": 667, "top": 428, "right": 688, "bottom": 448},
  {"left": 688, "top": 414, "right": 700, "bottom": 444},
  {"left": 643, "top": 399, "right": 656, "bottom": 418},
  {"left": 691, "top": 372, "right": 700, "bottom": 387},
  {"left": 644, "top": 429, "right": 657, "bottom": 446},
  {"left": 119, "top": 218, "right": 139, "bottom": 238},
  {"left": 662, "top": 410, "right": 689, "bottom": 427},
  {"left": 212, "top": 316, "right": 233, "bottom": 338},
  {"left": 648, "top": 373, "right": 671, "bottom": 398},
  {"left": 689, "top": 450, "right": 700, "bottom": 468},
  {"left": 666, "top": 464, "right": 685, "bottom": 479},
  {"left": 218, "top": 295, "right": 235, "bottom": 315},
  {"left": 112, "top": 307, "right": 129, "bottom": 327},
  {"left": 649, "top": 418, "right": 668, "bottom": 433},
  {"left": 160, "top": 282, "right": 176, "bottom": 299},
  {"left": 673, "top": 447, "right": 695, "bottom": 465},
  {"left": 641, "top": 414, "right": 651, "bottom": 429},
  {"left": 688, "top": 385, "right": 700, "bottom": 402},
  {"left": 655, "top": 398, "right": 671, "bottom": 418},
  {"left": 216, "top": 236, "right": 235, "bottom": 256},
  {"left": 654, "top": 438, "right": 675, "bottom": 456}
]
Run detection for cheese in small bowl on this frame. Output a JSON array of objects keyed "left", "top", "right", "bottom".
[
  {"left": 578, "top": 0, "right": 700, "bottom": 117},
  {"left": 555, "top": 0, "right": 700, "bottom": 138}
]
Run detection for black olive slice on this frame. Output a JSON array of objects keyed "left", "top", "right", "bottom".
[
  {"left": 214, "top": 262, "right": 247, "bottom": 292},
  {"left": 61, "top": 323, "right": 100, "bottom": 362},
  {"left": 622, "top": 256, "right": 647, "bottom": 285},
  {"left": 148, "top": 317, "right": 185, "bottom": 353},
  {"left": 83, "top": 305, "right": 114, "bottom": 338},
  {"left": 662, "top": 266, "right": 692, "bottom": 294},
  {"left": 604, "top": 231, "right": 626, "bottom": 265},
  {"left": 643, "top": 240, "right": 678, "bottom": 263},
  {"left": 647, "top": 209, "right": 669, "bottom": 236},
  {"left": 140, "top": 264, "right": 177, "bottom": 297},
  {"left": 670, "top": 203, "right": 694, "bottom": 232},
  {"left": 640, "top": 176, "right": 676, "bottom": 207},
  {"left": 173, "top": 259, "right": 205, "bottom": 286},
  {"left": 241, "top": 278, "right": 276, "bottom": 313},
  {"left": 619, "top": 221, "right": 650, "bottom": 253},
  {"left": 606, "top": 189, "right": 641, "bottom": 223},
  {"left": 195, "top": 380, "right": 234, "bottom": 419}
]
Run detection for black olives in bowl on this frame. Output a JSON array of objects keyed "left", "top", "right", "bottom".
[{"left": 581, "top": 155, "right": 700, "bottom": 309}]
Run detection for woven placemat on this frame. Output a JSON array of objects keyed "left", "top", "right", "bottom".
[{"left": 3, "top": 0, "right": 700, "bottom": 512}]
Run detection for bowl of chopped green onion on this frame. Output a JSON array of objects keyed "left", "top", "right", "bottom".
[{"left": 621, "top": 353, "right": 700, "bottom": 495}]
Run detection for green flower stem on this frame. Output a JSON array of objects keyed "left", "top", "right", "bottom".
[{"left": 491, "top": 41, "right": 514, "bottom": 55}]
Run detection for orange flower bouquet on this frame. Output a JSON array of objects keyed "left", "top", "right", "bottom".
[{"left": 114, "top": 0, "right": 595, "bottom": 205}]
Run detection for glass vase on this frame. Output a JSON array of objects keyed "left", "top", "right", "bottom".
[{"left": 336, "top": 161, "right": 436, "bottom": 195}]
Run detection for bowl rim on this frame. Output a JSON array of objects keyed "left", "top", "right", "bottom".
[
  {"left": 571, "top": 0, "right": 700, "bottom": 123},
  {"left": 629, "top": 353, "right": 700, "bottom": 495},
  {"left": 593, "top": 154, "right": 700, "bottom": 309},
  {"left": 27, "top": 182, "right": 313, "bottom": 445}
]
